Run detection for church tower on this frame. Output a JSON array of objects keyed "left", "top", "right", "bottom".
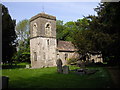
[{"left": 30, "top": 13, "right": 57, "bottom": 68}]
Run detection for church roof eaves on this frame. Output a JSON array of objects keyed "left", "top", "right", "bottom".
[
  {"left": 57, "top": 40, "right": 78, "bottom": 52},
  {"left": 30, "top": 12, "right": 56, "bottom": 22}
]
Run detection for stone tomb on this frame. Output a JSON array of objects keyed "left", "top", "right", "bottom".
[{"left": 71, "top": 68, "right": 99, "bottom": 75}]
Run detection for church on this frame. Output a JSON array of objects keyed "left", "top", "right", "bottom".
[{"left": 30, "top": 13, "right": 103, "bottom": 68}]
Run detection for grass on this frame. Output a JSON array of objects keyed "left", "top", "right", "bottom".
[
  {"left": 2, "top": 62, "right": 30, "bottom": 69},
  {"left": 2, "top": 65, "right": 114, "bottom": 88}
]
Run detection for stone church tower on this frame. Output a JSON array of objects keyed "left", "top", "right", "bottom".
[{"left": 30, "top": 13, "right": 57, "bottom": 68}]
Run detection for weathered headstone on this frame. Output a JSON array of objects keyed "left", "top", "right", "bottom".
[
  {"left": 85, "top": 60, "right": 89, "bottom": 66},
  {"left": 2, "top": 76, "right": 9, "bottom": 89},
  {"left": 84, "top": 69, "right": 98, "bottom": 75},
  {"left": 26, "top": 65, "right": 30, "bottom": 69},
  {"left": 56, "top": 59, "right": 63, "bottom": 73},
  {"left": 62, "top": 65, "right": 69, "bottom": 74},
  {"left": 77, "top": 60, "right": 85, "bottom": 68},
  {"left": 76, "top": 69, "right": 86, "bottom": 75}
]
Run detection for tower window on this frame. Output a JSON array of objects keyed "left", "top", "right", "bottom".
[
  {"left": 34, "top": 52, "right": 37, "bottom": 61},
  {"left": 65, "top": 53, "right": 68, "bottom": 60},
  {"left": 47, "top": 39, "right": 50, "bottom": 45},
  {"left": 45, "top": 22, "right": 51, "bottom": 36},
  {"left": 43, "top": 52, "right": 46, "bottom": 60},
  {"left": 46, "top": 24, "right": 50, "bottom": 28},
  {"left": 33, "top": 23, "right": 37, "bottom": 36}
]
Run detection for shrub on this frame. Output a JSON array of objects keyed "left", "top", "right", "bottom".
[{"left": 67, "top": 58, "right": 78, "bottom": 65}]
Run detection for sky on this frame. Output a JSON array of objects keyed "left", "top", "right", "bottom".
[{"left": 2, "top": 2, "right": 100, "bottom": 24}]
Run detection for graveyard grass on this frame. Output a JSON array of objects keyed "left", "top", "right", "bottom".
[{"left": 2, "top": 65, "right": 114, "bottom": 88}]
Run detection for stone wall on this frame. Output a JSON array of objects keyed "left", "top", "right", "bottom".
[
  {"left": 30, "top": 13, "right": 57, "bottom": 68},
  {"left": 30, "top": 13, "right": 103, "bottom": 68},
  {"left": 56, "top": 51, "right": 103, "bottom": 65},
  {"left": 57, "top": 51, "right": 79, "bottom": 65},
  {"left": 30, "top": 37, "right": 57, "bottom": 68},
  {"left": 90, "top": 54, "right": 103, "bottom": 63},
  {"left": 30, "top": 18, "right": 56, "bottom": 38}
]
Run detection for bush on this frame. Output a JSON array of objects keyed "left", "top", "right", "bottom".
[
  {"left": 95, "top": 62, "right": 104, "bottom": 66},
  {"left": 67, "top": 58, "right": 78, "bottom": 65},
  {"left": 12, "top": 51, "right": 30, "bottom": 63},
  {"left": 84, "top": 60, "right": 94, "bottom": 67}
]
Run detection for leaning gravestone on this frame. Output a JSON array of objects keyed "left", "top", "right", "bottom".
[
  {"left": 2, "top": 76, "right": 9, "bottom": 89},
  {"left": 63, "top": 65, "right": 69, "bottom": 74},
  {"left": 56, "top": 59, "right": 63, "bottom": 73}
]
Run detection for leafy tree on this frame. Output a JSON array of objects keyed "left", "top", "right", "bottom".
[
  {"left": 56, "top": 20, "right": 65, "bottom": 40},
  {"left": 15, "top": 19, "right": 30, "bottom": 63},
  {"left": 88, "top": 2, "right": 120, "bottom": 64},
  {"left": 56, "top": 18, "right": 91, "bottom": 60},
  {"left": 72, "top": 18, "right": 91, "bottom": 60},
  {"left": 64, "top": 21, "right": 77, "bottom": 41},
  {"left": 16, "top": 19, "right": 29, "bottom": 41},
  {"left": 2, "top": 4, "right": 17, "bottom": 64},
  {"left": 56, "top": 20, "right": 77, "bottom": 41}
]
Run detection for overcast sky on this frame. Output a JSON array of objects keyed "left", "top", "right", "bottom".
[{"left": 2, "top": 2, "right": 99, "bottom": 23}]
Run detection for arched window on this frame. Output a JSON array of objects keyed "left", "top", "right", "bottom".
[
  {"left": 33, "top": 23, "right": 37, "bottom": 36},
  {"left": 45, "top": 22, "right": 51, "bottom": 36},
  {"left": 65, "top": 53, "right": 68, "bottom": 60},
  {"left": 47, "top": 39, "right": 50, "bottom": 45},
  {"left": 34, "top": 52, "right": 37, "bottom": 61}
]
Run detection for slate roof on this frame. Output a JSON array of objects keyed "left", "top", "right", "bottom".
[{"left": 57, "top": 41, "right": 77, "bottom": 52}]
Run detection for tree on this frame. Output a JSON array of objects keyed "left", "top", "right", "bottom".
[
  {"left": 2, "top": 4, "right": 17, "bottom": 64},
  {"left": 15, "top": 19, "right": 30, "bottom": 62},
  {"left": 72, "top": 18, "right": 91, "bottom": 60},
  {"left": 63, "top": 21, "right": 77, "bottom": 41},
  {"left": 56, "top": 20, "right": 65, "bottom": 40},
  {"left": 56, "top": 20, "right": 77, "bottom": 41},
  {"left": 88, "top": 2, "right": 120, "bottom": 64},
  {"left": 16, "top": 19, "right": 29, "bottom": 41},
  {"left": 56, "top": 18, "right": 91, "bottom": 60}
]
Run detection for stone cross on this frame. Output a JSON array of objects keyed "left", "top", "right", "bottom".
[{"left": 56, "top": 59, "right": 63, "bottom": 73}]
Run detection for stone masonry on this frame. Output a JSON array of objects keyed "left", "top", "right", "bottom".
[
  {"left": 30, "top": 13, "right": 57, "bottom": 68},
  {"left": 30, "top": 13, "right": 103, "bottom": 68}
]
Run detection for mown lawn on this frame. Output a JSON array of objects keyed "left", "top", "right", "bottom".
[{"left": 2, "top": 66, "right": 114, "bottom": 88}]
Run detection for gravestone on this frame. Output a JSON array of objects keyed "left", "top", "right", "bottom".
[
  {"left": 2, "top": 76, "right": 9, "bottom": 89},
  {"left": 84, "top": 69, "right": 98, "bottom": 75},
  {"left": 72, "top": 68, "right": 98, "bottom": 75},
  {"left": 77, "top": 60, "right": 85, "bottom": 68},
  {"left": 26, "top": 65, "right": 30, "bottom": 69},
  {"left": 62, "top": 65, "right": 69, "bottom": 74},
  {"left": 56, "top": 59, "right": 63, "bottom": 73}
]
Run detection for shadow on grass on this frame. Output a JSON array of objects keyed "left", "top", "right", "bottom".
[
  {"left": 2, "top": 64, "right": 30, "bottom": 69},
  {"left": 2, "top": 62, "right": 31, "bottom": 69},
  {"left": 2, "top": 65, "right": 26, "bottom": 69},
  {"left": 7, "top": 67, "right": 115, "bottom": 88}
]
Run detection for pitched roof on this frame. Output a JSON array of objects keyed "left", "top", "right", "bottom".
[
  {"left": 30, "top": 12, "right": 56, "bottom": 22},
  {"left": 57, "top": 40, "right": 77, "bottom": 52}
]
